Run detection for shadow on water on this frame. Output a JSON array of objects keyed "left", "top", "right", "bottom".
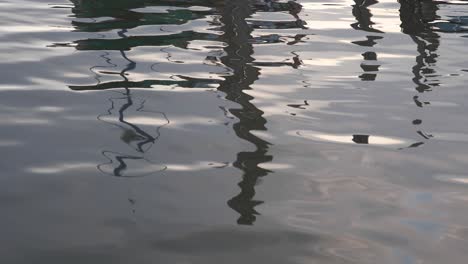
[{"left": 61, "top": 0, "right": 306, "bottom": 225}]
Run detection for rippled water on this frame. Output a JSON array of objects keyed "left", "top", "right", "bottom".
[{"left": 1, "top": 0, "right": 468, "bottom": 263}]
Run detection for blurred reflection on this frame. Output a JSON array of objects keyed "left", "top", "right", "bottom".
[
  {"left": 351, "top": 0, "right": 382, "bottom": 82},
  {"left": 352, "top": 134, "right": 370, "bottom": 144},
  {"left": 351, "top": 0, "right": 382, "bottom": 33},
  {"left": 62, "top": 0, "right": 309, "bottom": 225},
  {"left": 218, "top": 0, "right": 273, "bottom": 225},
  {"left": 92, "top": 30, "right": 169, "bottom": 178},
  {"left": 220, "top": 0, "right": 305, "bottom": 225},
  {"left": 399, "top": 0, "right": 440, "bottom": 148},
  {"left": 359, "top": 51, "right": 380, "bottom": 81},
  {"left": 67, "top": 1, "right": 220, "bottom": 90},
  {"left": 67, "top": 2, "right": 188, "bottom": 177}
]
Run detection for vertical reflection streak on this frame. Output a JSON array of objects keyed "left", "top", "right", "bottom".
[
  {"left": 399, "top": 0, "right": 439, "bottom": 148},
  {"left": 218, "top": 0, "right": 273, "bottom": 225},
  {"left": 351, "top": 0, "right": 382, "bottom": 82},
  {"left": 66, "top": 0, "right": 309, "bottom": 224}
]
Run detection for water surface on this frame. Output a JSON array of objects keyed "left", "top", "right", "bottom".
[{"left": 1, "top": 0, "right": 468, "bottom": 263}]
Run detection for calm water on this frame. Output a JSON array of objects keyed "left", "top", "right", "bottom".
[{"left": 1, "top": 0, "right": 468, "bottom": 263}]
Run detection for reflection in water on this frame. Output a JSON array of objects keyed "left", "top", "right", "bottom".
[
  {"left": 348, "top": 0, "right": 444, "bottom": 147},
  {"left": 351, "top": 0, "right": 382, "bottom": 33},
  {"left": 352, "top": 134, "right": 369, "bottom": 144},
  {"left": 399, "top": 0, "right": 440, "bottom": 149},
  {"left": 63, "top": 0, "right": 308, "bottom": 225},
  {"left": 94, "top": 31, "right": 169, "bottom": 177},
  {"left": 351, "top": 35, "right": 383, "bottom": 47},
  {"left": 66, "top": 2, "right": 175, "bottom": 177},
  {"left": 4, "top": 0, "right": 468, "bottom": 262},
  {"left": 219, "top": 0, "right": 306, "bottom": 225},
  {"left": 351, "top": 0, "right": 382, "bottom": 82},
  {"left": 57, "top": 0, "right": 464, "bottom": 226},
  {"left": 218, "top": 0, "right": 273, "bottom": 225}
]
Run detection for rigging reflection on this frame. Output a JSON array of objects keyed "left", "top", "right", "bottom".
[
  {"left": 62, "top": 0, "right": 306, "bottom": 225},
  {"left": 93, "top": 30, "right": 170, "bottom": 178},
  {"left": 67, "top": 2, "right": 182, "bottom": 177}
]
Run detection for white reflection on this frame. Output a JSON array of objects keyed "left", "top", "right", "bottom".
[
  {"left": 0, "top": 117, "right": 51, "bottom": 125},
  {"left": 27, "top": 162, "right": 96, "bottom": 174},
  {"left": 258, "top": 163, "right": 293, "bottom": 170},
  {"left": 435, "top": 174, "right": 468, "bottom": 185},
  {"left": 167, "top": 161, "right": 229, "bottom": 171},
  {"left": 289, "top": 130, "right": 408, "bottom": 146}
]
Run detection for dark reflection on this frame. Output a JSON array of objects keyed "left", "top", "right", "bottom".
[
  {"left": 220, "top": 1, "right": 305, "bottom": 225},
  {"left": 94, "top": 31, "right": 169, "bottom": 178},
  {"left": 359, "top": 51, "right": 380, "bottom": 81},
  {"left": 218, "top": 0, "right": 305, "bottom": 225},
  {"left": 351, "top": 35, "right": 383, "bottom": 47},
  {"left": 67, "top": 1, "right": 221, "bottom": 91},
  {"left": 287, "top": 100, "right": 309, "bottom": 109},
  {"left": 218, "top": 0, "right": 272, "bottom": 226},
  {"left": 70, "top": 0, "right": 211, "bottom": 32},
  {"left": 66, "top": 2, "right": 178, "bottom": 177},
  {"left": 399, "top": 0, "right": 440, "bottom": 92},
  {"left": 352, "top": 134, "right": 370, "bottom": 144},
  {"left": 61, "top": 0, "right": 308, "bottom": 225},
  {"left": 350, "top": 0, "right": 382, "bottom": 82},
  {"left": 351, "top": 0, "right": 383, "bottom": 33},
  {"left": 399, "top": 0, "right": 440, "bottom": 148}
]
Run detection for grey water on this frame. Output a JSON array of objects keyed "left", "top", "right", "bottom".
[{"left": 1, "top": 0, "right": 468, "bottom": 263}]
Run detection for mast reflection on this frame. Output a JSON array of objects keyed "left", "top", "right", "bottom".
[
  {"left": 219, "top": 0, "right": 305, "bottom": 225},
  {"left": 218, "top": 0, "right": 272, "bottom": 225},
  {"left": 63, "top": 0, "right": 307, "bottom": 225},
  {"left": 399, "top": 0, "right": 440, "bottom": 148}
]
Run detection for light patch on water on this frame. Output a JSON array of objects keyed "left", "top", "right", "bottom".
[
  {"left": 115, "top": 116, "right": 216, "bottom": 129},
  {"left": 167, "top": 161, "right": 229, "bottom": 171},
  {"left": 434, "top": 174, "right": 468, "bottom": 185},
  {"left": 36, "top": 106, "right": 65, "bottom": 112},
  {"left": 27, "top": 162, "right": 96, "bottom": 174},
  {"left": 250, "top": 130, "right": 276, "bottom": 141},
  {"left": 0, "top": 140, "right": 23, "bottom": 147},
  {"left": 305, "top": 20, "right": 353, "bottom": 30},
  {"left": 435, "top": 132, "right": 468, "bottom": 143},
  {"left": 258, "top": 163, "right": 293, "bottom": 170},
  {"left": 289, "top": 130, "right": 408, "bottom": 147},
  {"left": 301, "top": 1, "right": 350, "bottom": 11},
  {"left": 132, "top": 5, "right": 212, "bottom": 13},
  {"left": 0, "top": 25, "right": 71, "bottom": 35},
  {"left": 302, "top": 54, "right": 361, "bottom": 66},
  {"left": 0, "top": 117, "right": 51, "bottom": 125}
]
